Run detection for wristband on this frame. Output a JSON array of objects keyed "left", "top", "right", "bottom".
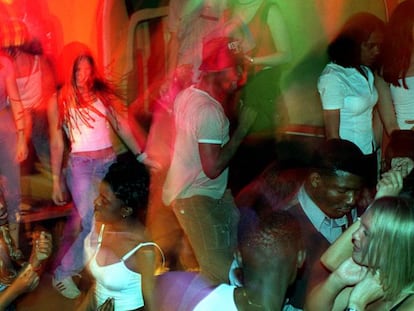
[{"left": 136, "top": 152, "right": 148, "bottom": 163}]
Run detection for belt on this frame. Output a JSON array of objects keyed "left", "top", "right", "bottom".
[{"left": 71, "top": 146, "right": 114, "bottom": 158}]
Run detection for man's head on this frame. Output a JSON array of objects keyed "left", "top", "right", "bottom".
[
  {"left": 305, "top": 139, "right": 365, "bottom": 219},
  {"left": 240, "top": 210, "right": 305, "bottom": 286},
  {"left": 199, "top": 37, "right": 243, "bottom": 94}
]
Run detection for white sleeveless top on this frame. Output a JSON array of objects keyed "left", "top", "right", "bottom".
[
  {"left": 16, "top": 55, "right": 43, "bottom": 109},
  {"left": 89, "top": 224, "right": 160, "bottom": 311},
  {"left": 65, "top": 99, "right": 113, "bottom": 152},
  {"left": 390, "top": 77, "right": 414, "bottom": 130}
]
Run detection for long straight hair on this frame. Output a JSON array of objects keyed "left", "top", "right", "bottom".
[
  {"left": 381, "top": 0, "right": 414, "bottom": 87},
  {"left": 365, "top": 197, "right": 414, "bottom": 300}
]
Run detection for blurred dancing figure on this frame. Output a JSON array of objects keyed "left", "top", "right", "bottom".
[{"left": 49, "top": 42, "right": 146, "bottom": 299}]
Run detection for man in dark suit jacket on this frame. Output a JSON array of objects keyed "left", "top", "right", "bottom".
[{"left": 284, "top": 138, "right": 367, "bottom": 310}]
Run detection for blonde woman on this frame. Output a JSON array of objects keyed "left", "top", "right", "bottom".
[{"left": 306, "top": 196, "right": 414, "bottom": 310}]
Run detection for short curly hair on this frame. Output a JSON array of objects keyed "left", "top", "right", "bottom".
[
  {"left": 102, "top": 159, "right": 150, "bottom": 218},
  {"left": 311, "top": 138, "right": 366, "bottom": 178},
  {"left": 240, "top": 209, "right": 303, "bottom": 271}
]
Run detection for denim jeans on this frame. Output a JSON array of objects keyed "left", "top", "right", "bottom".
[
  {"left": 54, "top": 151, "right": 115, "bottom": 281},
  {"left": 27, "top": 107, "right": 51, "bottom": 171},
  {"left": 172, "top": 190, "right": 239, "bottom": 284},
  {"left": 0, "top": 108, "right": 20, "bottom": 224}
]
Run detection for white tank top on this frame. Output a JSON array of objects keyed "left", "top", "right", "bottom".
[
  {"left": 65, "top": 99, "right": 113, "bottom": 152},
  {"left": 390, "top": 77, "right": 414, "bottom": 130},
  {"left": 16, "top": 55, "right": 43, "bottom": 109},
  {"left": 89, "top": 224, "right": 161, "bottom": 311}
]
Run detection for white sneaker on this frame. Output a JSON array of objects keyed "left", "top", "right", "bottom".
[{"left": 52, "top": 276, "right": 80, "bottom": 299}]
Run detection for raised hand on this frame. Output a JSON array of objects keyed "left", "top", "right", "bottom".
[
  {"left": 348, "top": 270, "right": 384, "bottom": 310},
  {"left": 391, "top": 157, "right": 414, "bottom": 178},
  {"left": 375, "top": 169, "right": 403, "bottom": 199},
  {"left": 333, "top": 257, "right": 368, "bottom": 287},
  {"left": 33, "top": 231, "right": 53, "bottom": 262}
]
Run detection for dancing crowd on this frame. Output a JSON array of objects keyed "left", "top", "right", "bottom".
[{"left": 0, "top": 1, "right": 414, "bottom": 310}]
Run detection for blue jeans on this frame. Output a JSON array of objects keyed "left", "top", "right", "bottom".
[
  {"left": 0, "top": 108, "right": 20, "bottom": 224},
  {"left": 54, "top": 151, "right": 115, "bottom": 281},
  {"left": 28, "top": 107, "right": 51, "bottom": 171},
  {"left": 172, "top": 190, "right": 240, "bottom": 284}
]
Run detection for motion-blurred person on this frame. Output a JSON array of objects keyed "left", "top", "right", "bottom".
[
  {"left": 0, "top": 29, "right": 28, "bottom": 260},
  {"left": 166, "top": 0, "right": 228, "bottom": 85},
  {"left": 143, "top": 0, "right": 231, "bottom": 273},
  {"left": 0, "top": 19, "right": 56, "bottom": 173},
  {"left": 227, "top": 0, "right": 291, "bottom": 134},
  {"left": 220, "top": 0, "right": 292, "bottom": 194},
  {"left": 49, "top": 42, "right": 149, "bottom": 299},
  {"left": 162, "top": 37, "right": 256, "bottom": 284}
]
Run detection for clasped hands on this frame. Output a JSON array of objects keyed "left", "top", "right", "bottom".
[{"left": 334, "top": 258, "right": 384, "bottom": 309}]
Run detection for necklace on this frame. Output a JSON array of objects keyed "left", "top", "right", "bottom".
[{"left": 242, "top": 288, "right": 263, "bottom": 309}]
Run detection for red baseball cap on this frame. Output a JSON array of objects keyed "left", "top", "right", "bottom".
[{"left": 199, "top": 37, "right": 242, "bottom": 72}]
